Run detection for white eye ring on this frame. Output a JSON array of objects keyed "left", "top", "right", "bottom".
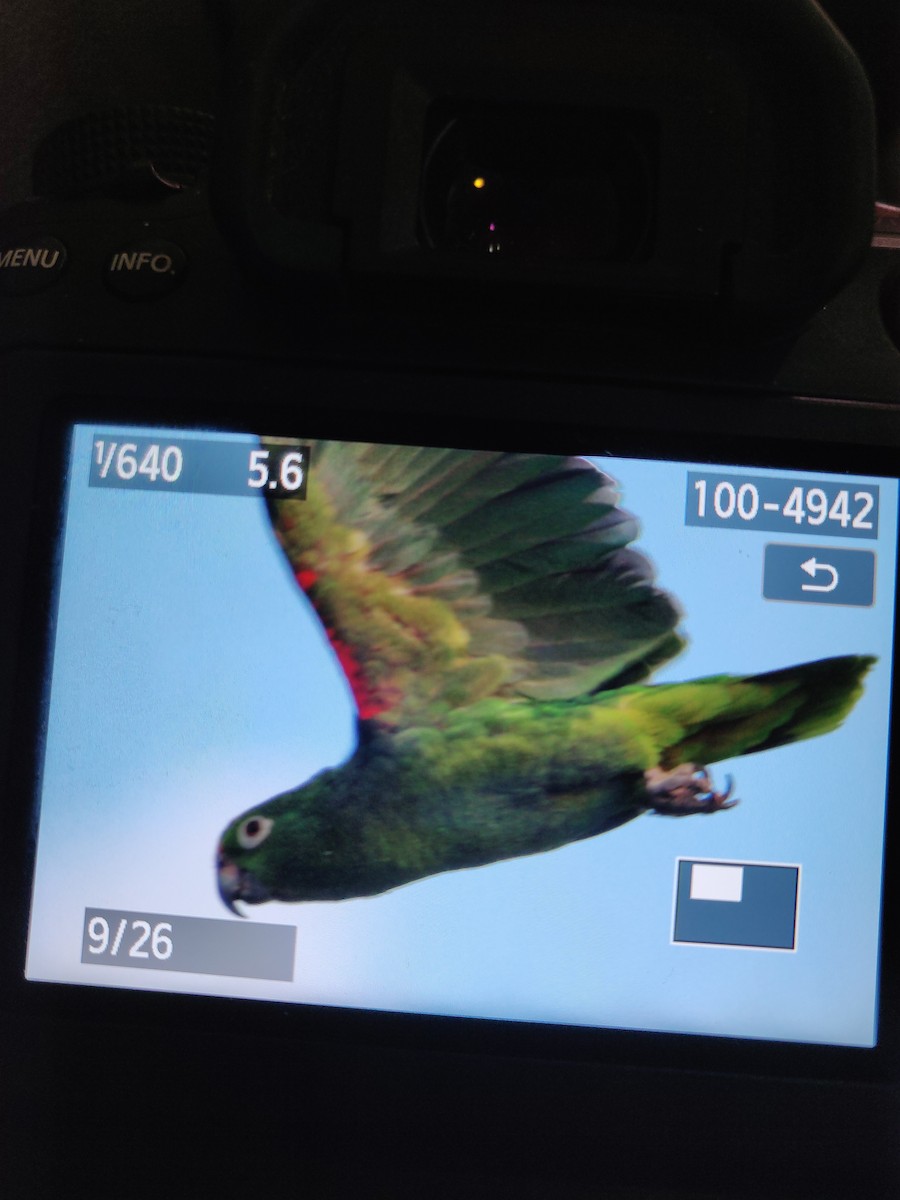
[{"left": 237, "top": 815, "right": 274, "bottom": 850}]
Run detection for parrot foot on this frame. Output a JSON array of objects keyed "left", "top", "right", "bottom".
[{"left": 643, "top": 764, "right": 738, "bottom": 816}]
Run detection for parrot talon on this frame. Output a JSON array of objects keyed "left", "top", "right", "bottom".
[{"left": 643, "top": 764, "right": 739, "bottom": 816}]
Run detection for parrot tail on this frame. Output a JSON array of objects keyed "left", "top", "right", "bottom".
[{"left": 623, "top": 653, "right": 877, "bottom": 774}]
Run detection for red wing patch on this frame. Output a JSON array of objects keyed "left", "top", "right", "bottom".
[
  {"left": 294, "top": 568, "right": 390, "bottom": 720},
  {"left": 329, "top": 635, "right": 389, "bottom": 720}
]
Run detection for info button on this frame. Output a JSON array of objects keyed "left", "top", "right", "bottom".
[
  {"left": 104, "top": 240, "right": 187, "bottom": 299},
  {"left": 763, "top": 544, "right": 875, "bottom": 607}
]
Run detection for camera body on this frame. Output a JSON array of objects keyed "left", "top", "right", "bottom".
[
  {"left": 2, "top": 1, "right": 900, "bottom": 1195},
  {"left": 0, "top": 0, "right": 895, "bottom": 381}
]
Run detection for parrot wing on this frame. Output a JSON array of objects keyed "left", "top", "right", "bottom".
[{"left": 263, "top": 437, "right": 685, "bottom": 728}]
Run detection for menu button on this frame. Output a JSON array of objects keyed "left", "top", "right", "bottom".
[{"left": 0, "top": 236, "right": 67, "bottom": 294}]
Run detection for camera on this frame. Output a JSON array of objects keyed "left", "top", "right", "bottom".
[{"left": 2, "top": 1, "right": 900, "bottom": 1195}]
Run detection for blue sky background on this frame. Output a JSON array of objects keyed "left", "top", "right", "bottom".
[{"left": 25, "top": 424, "right": 899, "bottom": 1046}]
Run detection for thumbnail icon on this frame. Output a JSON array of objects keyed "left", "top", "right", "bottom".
[{"left": 672, "top": 859, "right": 800, "bottom": 951}]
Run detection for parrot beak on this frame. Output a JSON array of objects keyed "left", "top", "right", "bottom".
[
  {"left": 217, "top": 852, "right": 245, "bottom": 916},
  {"left": 217, "top": 844, "right": 272, "bottom": 916}
]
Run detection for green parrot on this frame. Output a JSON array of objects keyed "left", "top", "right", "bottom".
[{"left": 216, "top": 440, "right": 873, "bottom": 914}]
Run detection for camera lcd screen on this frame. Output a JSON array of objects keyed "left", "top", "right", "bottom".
[{"left": 24, "top": 423, "right": 898, "bottom": 1049}]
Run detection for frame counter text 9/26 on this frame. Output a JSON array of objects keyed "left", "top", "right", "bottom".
[{"left": 81, "top": 908, "right": 296, "bottom": 982}]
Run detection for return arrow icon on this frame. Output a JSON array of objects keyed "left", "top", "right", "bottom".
[
  {"left": 800, "top": 557, "right": 838, "bottom": 592},
  {"left": 763, "top": 545, "right": 874, "bottom": 608}
]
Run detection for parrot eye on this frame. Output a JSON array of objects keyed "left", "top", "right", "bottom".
[{"left": 237, "top": 815, "right": 274, "bottom": 850}]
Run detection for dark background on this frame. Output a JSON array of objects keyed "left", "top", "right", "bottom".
[
  {"left": 2, "top": 0, "right": 900, "bottom": 207},
  {"left": 2, "top": 3, "right": 900, "bottom": 1197}
]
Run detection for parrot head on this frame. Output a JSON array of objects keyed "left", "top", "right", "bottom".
[{"left": 215, "top": 765, "right": 358, "bottom": 914}]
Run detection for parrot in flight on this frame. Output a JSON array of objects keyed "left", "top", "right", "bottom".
[{"left": 216, "top": 440, "right": 873, "bottom": 914}]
